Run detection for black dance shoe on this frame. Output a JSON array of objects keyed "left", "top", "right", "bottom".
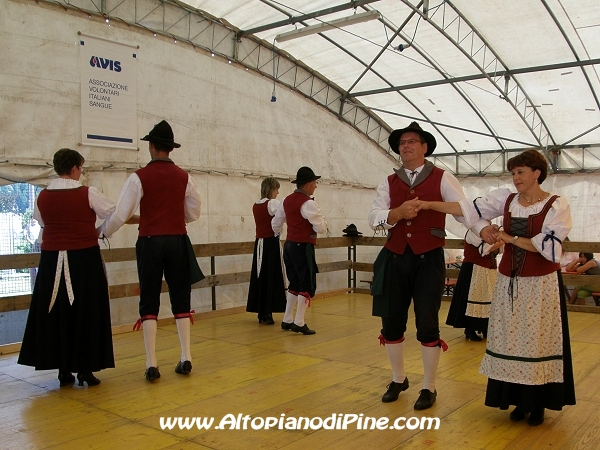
[
  {"left": 381, "top": 377, "right": 409, "bottom": 403},
  {"left": 145, "top": 366, "right": 161, "bottom": 382},
  {"left": 175, "top": 360, "right": 192, "bottom": 375},
  {"left": 528, "top": 407, "right": 545, "bottom": 426},
  {"left": 414, "top": 389, "right": 437, "bottom": 410},
  {"left": 290, "top": 323, "right": 316, "bottom": 335},
  {"left": 509, "top": 407, "right": 526, "bottom": 422},
  {"left": 58, "top": 370, "right": 75, "bottom": 387},
  {"left": 281, "top": 322, "right": 293, "bottom": 330},
  {"left": 464, "top": 329, "right": 483, "bottom": 341},
  {"left": 265, "top": 314, "right": 275, "bottom": 325},
  {"left": 77, "top": 372, "right": 101, "bottom": 387}
]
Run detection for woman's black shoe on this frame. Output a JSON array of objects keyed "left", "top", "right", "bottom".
[
  {"left": 265, "top": 314, "right": 275, "bottom": 325},
  {"left": 58, "top": 370, "right": 75, "bottom": 387},
  {"left": 77, "top": 372, "right": 101, "bottom": 387},
  {"left": 509, "top": 407, "right": 526, "bottom": 422},
  {"left": 464, "top": 329, "right": 482, "bottom": 341},
  {"left": 528, "top": 407, "right": 545, "bottom": 426}
]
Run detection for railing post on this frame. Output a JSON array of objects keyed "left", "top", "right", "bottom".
[
  {"left": 211, "top": 256, "right": 216, "bottom": 310},
  {"left": 347, "top": 242, "right": 357, "bottom": 290},
  {"left": 347, "top": 245, "right": 351, "bottom": 289}
]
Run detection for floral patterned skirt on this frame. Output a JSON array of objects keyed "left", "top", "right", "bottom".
[
  {"left": 465, "top": 264, "right": 497, "bottom": 319},
  {"left": 480, "top": 271, "right": 575, "bottom": 411}
]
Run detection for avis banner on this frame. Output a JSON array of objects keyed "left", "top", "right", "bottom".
[{"left": 79, "top": 34, "right": 138, "bottom": 149}]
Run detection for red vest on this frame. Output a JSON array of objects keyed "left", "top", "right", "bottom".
[
  {"left": 463, "top": 241, "right": 496, "bottom": 269},
  {"left": 37, "top": 186, "right": 98, "bottom": 251},
  {"left": 498, "top": 193, "right": 561, "bottom": 277},
  {"left": 136, "top": 160, "right": 188, "bottom": 236},
  {"left": 384, "top": 166, "right": 445, "bottom": 255},
  {"left": 253, "top": 201, "right": 275, "bottom": 238},
  {"left": 283, "top": 191, "right": 316, "bottom": 245}
]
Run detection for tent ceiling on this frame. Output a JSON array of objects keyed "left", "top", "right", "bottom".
[{"left": 183, "top": 0, "right": 600, "bottom": 169}]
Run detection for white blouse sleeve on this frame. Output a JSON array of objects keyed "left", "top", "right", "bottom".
[
  {"left": 88, "top": 186, "right": 116, "bottom": 220},
  {"left": 103, "top": 173, "right": 143, "bottom": 237},
  {"left": 184, "top": 175, "right": 201, "bottom": 223},
  {"left": 531, "top": 196, "right": 572, "bottom": 263},
  {"left": 460, "top": 188, "right": 513, "bottom": 236},
  {"left": 271, "top": 200, "right": 286, "bottom": 234},
  {"left": 267, "top": 198, "right": 281, "bottom": 216},
  {"left": 301, "top": 199, "right": 328, "bottom": 234},
  {"left": 441, "top": 172, "right": 489, "bottom": 231},
  {"left": 368, "top": 178, "right": 394, "bottom": 230}
]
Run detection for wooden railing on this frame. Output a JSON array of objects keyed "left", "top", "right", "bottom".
[{"left": 2, "top": 238, "right": 600, "bottom": 314}]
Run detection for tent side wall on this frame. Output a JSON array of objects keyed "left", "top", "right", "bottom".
[
  {"left": 2, "top": 0, "right": 600, "bottom": 327},
  {"left": 1, "top": 0, "right": 395, "bottom": 325}
]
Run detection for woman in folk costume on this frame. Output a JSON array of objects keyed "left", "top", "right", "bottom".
[
  {"left": 246, "top": 177, "right": 287, "bottom": 324},
  {"left": 446, "top": 229, "right": 502, "bottom": 341},
  {"left": 18, "top": 149, "right": 115, "bottom": 387},
  {"left": 418, "top": 149, "right": 575, "bottom": 426}
]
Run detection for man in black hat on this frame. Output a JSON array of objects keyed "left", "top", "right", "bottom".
[
  {"left": 272, "top": 166, "right": 328, "bottom": 335},
  {"left": 104, "top": 120, "right": 201, "bottom": 382},
  {"left": 368, "top": 121, "right": 484, "bottom": 410}
]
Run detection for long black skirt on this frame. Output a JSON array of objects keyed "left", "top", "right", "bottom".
[
  {"left": 246, "top": 237, "right": 286, "bottom": 316},
  {"left": 18, "top": 246, "right": 115, "bottom": 373},
  {"left": 484, "top": 271, "right": 576, "bottom": 412},
  {"left": 445, "top": 262, "right": 488, "bottom": 332}
]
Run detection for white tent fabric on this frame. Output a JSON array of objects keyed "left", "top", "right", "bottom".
[{"left": 185, "top": 0, "right": 600, "bottom": 173}]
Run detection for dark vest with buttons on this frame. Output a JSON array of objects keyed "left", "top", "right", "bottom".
[
  {"left": 253, "top": 201, "right": 275, "bottom": 238},
  {"left": 283, "top": 191, "right": 316, "bottom": 245},
  {"left": 384, "top": 161, "right": 445, "bottom": 255},
  {"left": 498, "top": 193, "right": 561, "bottom": 277},
  {"left": 136, "top": 159, "right": 188, "bottom": 237}
]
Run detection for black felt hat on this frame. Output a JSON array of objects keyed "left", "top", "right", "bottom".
[
  {"left": 388, "top": 121, "right": 436, "bottom": 156},
  {"left": 141, "top": 120, "right": 181, "bottom": 148},
  {"left": 291, "top": 166, "right": 321, "bottom": 184},
  {"left": 342, "top": 224, "right": 363, "bottom": 237}
]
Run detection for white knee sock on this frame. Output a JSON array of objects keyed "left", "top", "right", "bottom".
[
  {"left": 176, "top": 317, "right": 192, "bottom": 362},
  {"left": 283, "top": 292, "right": 297, "bottom": 323},
  {"left": 293, "top": 294, "right": 310, "bottom": 327},
  {"left": 385, "top": 341, "right": 406, "bottom": 383},
  {"left": 143, "top": 319, "right": 158, "bottom": 369},
  {"left": 421, "top": 345, "right": 441, "bottom": 392}
]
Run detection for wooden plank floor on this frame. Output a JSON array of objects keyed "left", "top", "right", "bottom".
[{"left": 2, "top": 293, "right": 600, "bottom": 450}]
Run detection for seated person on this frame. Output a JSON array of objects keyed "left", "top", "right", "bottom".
[{"left": 565, "top": 253, "right": 600, "bottom": 304}]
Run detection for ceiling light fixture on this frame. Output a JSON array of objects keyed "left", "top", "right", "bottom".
[{"left": 275, "top": 10, "right": 381, "bottom": 43}]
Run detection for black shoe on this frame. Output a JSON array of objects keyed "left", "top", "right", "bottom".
[
  {"left": 509, "top": 407, "right": 526, "bottom": 422},
  {"left": 76, "top": 372, "right": 100, "bottom": 387},
  {"left": 290, "top": 323, "right": 316, "bottom": 335},
  {"left": 58, "top": 370, "right": 75, "bottom": 387},
  {"left": 528, "top": 407, "right": 545, "bottom": 426},
  {"left": 175, "top": 360, "right": 192, "bottom": 375},
  {"left": 281, "top": 321, "right": 293, "bottom": 330},
  {"left": 381, "top": 377, "right": 409, "bottom": 403},
  {"left": 145, "top": 366, "right": 161, "bottom": 381},
  {"left": 414, "top": 389, "right": 437, "bottom": 410},
  {"left": 465, "top": 329, "right": 482, "bottom": 341},
  {"left": 265, "top": 314, "right": 275, "bottom": 325}
]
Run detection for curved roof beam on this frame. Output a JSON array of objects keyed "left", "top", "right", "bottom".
[
  {"left": 345, "top": 3, "right": 506, "bottom": 152},
  {"left": 265, "top": 5, "right": 459, "bottom": 153},
  {"left": 238, "top": 0, "right": 381, "bottom": 37},
  {"left": 541, "top": 0, "right": 600, "bottom": 112},
  {"left": 398, "top": 0, "right": 556, "bottom": 150}
]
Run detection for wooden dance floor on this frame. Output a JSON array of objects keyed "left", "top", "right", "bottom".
[{"left": 2, "top": 293, "right": 600, "bottom": 449}]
